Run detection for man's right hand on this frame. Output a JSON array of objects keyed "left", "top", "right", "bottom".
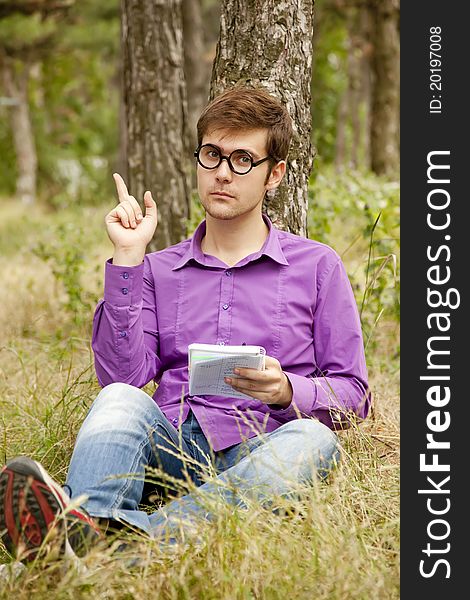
[{"left": 105, "top": 173, "right": 158, "bottom": 266}]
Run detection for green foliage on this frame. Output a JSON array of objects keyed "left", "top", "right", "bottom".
[
  {"left": 187, "top": 187, "right": 206, "bottom": 235},
  {"left": 0, "top": 113, "right": 15, "bottom": 194},
  {"left": 0, "top": 13, "right": 57, "bottom": 52},
  {"left": 34, "top": 3, "right": 120, "bottom": 206},
  {"left": 360, "top": 204, "right": 400, "bottom": 348},
  {"left": 309, "top": 167, "right": 399, "bottom": 356},
  {"left": 0, "top": 0, "right": 120, "bottom": 206},
  {"left": 311, "top": 8, "right": 348, "bottom": 162},
  {"left": 32, "top": 221, "right": 100, "bottom": 330}
]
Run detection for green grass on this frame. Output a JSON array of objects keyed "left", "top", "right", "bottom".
[{"left": 0, "top": 177, "right": 399, "bottom": 599}]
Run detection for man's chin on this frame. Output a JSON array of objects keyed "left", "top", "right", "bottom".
[{"left": 203, "top": 204, "right": 240, "bottom": 221}]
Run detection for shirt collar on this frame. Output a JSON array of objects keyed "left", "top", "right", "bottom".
[{"left": 172, "top": 213, "right": 289, "bottom": 270}]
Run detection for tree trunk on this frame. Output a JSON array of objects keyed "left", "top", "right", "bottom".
[
  {"left": 344, "top": 1, "right": 373, "bottom": 172},
  {"left": 347, "top": 6, "right": 362, "bottom": 170},
  {"left": 116, "top": 25, "right": 127, "bottom": 178},
  {"left": 182, "top": 0, "right": 207, "bottom": 151},
  {"left": 121, "top": 0, "right": 192, "bottom": 251},
  {"left": 2, "top": 58, "right": 37, "bottom": 204},
  {"left": 359, "top": 2, "right": 373, "bottom": 170},
  {"left": 370, "top": 0, "right": 399, "bottom": 177},
  {"left": 209, "top": 0, "right": 315, "bottom": 236}
]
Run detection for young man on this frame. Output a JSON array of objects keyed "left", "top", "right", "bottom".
[{"left": 0, "top": 87, "right": 370, "bottom": 562}]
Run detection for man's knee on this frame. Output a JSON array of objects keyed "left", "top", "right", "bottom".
[
  {"left": 278, "top": 417, "right": 337, "bottom": 442},
  {"left": 96, "top": 382, "right": 153, "bottom": 405},
  {"left": 83, "top": 382, "right": 160, "bottom": 432},
  {"left": 276, "top": 418, "right": 341, "bottom": 476},
  {"left": 90, "top": 382, "right": 157, "bottom": 414}
]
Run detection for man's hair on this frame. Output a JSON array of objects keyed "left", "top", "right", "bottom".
[{"left": 196, "top": 86, "right": 293, "bottom": 163}]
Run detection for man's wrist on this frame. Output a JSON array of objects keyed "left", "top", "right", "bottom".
[
  {"left": 275, "top": 373, "right": 293, "bottom": 409},
  {"left": 112, "top": 247, "right": 145, "bottom": 267}
]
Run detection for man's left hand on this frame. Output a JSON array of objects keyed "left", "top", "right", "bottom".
[{"left": 224, "top": 356, "right": 293, "bottom": 408}]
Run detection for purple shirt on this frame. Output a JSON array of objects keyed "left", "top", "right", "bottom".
[{"left": 92, "top": 215, "right": 370, "bottom": 451}]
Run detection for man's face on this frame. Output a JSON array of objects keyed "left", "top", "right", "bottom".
[{"left": 196, "top": 128, "right": 285, "bottom": 221}]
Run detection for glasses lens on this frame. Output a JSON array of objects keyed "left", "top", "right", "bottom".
[
  {"left": 230, "top": 150, "right": 253, "bottom": 174},
  {"left": 199, "top": 145, "right": 220, "bottom": 169}
]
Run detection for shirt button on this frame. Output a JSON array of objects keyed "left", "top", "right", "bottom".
[
  {"left": 122, "top": 288, "right": 129, "bottom": 295},
  {"left": 122, "top": 272, "right": 129, "bottom": 280},
  {"left": 222, "top": 303, "right": 229, "bottom": 310},
  {"left": 218, "top": 341, "right": 225, "bottom": 346},
  {"left": 172, "top": 418, "right": 178, "bottom": 425},
  {"left": 119, "top": 331, "right": 127, "bottom": 338},
  {"left": 226, "top": 270, "right": 232, "bottom": 276}
]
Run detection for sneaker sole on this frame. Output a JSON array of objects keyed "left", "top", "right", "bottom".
[{"left": 0, "top": 457, "right": 68, "bottom": 561}]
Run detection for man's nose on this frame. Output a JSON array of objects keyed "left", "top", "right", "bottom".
[{"left": 215, "top": 158, "right": 233, "bottom": 182}]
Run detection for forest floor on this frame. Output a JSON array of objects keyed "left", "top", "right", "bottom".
[{"left": 0, "top": 181, "right": 399, "bottom": 599}]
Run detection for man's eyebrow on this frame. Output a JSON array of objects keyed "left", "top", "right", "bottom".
[
  {"left": 206, "top": 143, "right": 262, "bottom": 158},
  {"left": 237, "top": 147, "right": 260, "bottom": 158}
]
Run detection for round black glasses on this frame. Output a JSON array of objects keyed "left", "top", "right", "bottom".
[{"left": 194, "top": 144, "right": 271, "bottom": 175}]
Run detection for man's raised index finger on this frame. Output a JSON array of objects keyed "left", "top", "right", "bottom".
[{"left": 113, "top": 172, "right": 130, "bottom": 202}]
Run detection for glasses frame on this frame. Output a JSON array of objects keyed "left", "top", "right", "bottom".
[{"left": 194, "top": 144, "right": 272, "bottom": 175}]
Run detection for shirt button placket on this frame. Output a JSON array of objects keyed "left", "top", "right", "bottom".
[{"left": 217, "top": 269, "right": 234, "bottom": 344}]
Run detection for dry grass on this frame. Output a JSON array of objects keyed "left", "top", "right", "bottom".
[{"left": 0, "top": 198, "right": 399, "bottom": 599}]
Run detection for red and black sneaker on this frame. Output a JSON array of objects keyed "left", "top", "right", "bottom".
[{"left": 0, "top": 456, "right": 102, "bottom": 562}]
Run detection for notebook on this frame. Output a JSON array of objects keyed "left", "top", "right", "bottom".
[{"left": 188, "top": 343, "right": 266, "bottom": 400}]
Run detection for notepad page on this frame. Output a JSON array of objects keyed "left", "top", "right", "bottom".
[
  {"left": 188, "top": 344, "right": 265, "bottom": 372},
  {"left": 189, "top": 354, "right": 265, "bottom": 399}
]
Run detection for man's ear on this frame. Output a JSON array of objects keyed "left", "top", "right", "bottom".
[{"left": 265, "top": 160, "right": 286, "bottom": 190}]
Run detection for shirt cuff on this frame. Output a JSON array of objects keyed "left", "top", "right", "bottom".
[
  {"left": 269, "top": 371, "right": 316, "bottom": 418},
  {"left": 103, "top": 259, "right": 144, "bottom": 306}
]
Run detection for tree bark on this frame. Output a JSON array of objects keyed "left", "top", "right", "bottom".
[
  {"left": 209, "top": 0, "right": 315, "bottom": 236},
  {"left": 182, "top": 0, "right": 207, "bottom": 151},
  {"left": 370, "top": 0, "right": 399, "bottom": 177},
  {"left": 347, "top": 6, "right": 361, "bottom": 170},
  {"left": 344, "top": 1, "right": 373, "bottom": 171},
  {"left": 1, "top": 58, "right": 37, "bottom": 204},
  {"left": 116, "top": 21, "right": 127, "bottom": 178},
  {"left": 121, "top": 0, "right": 192, "bottom": 251},
  {"left": 359, "top": 2, "right": 373, "bottom": 170}
]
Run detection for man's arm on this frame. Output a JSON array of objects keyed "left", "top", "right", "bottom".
[
  {"left": 226, "top": 257, "right": 371, "bottom": 428},
  {"left": 91, "top": 173, "right": 161, "bottom": 388},
  {"left": 282, "top": 257, "right": 370, "bottom": 427}
]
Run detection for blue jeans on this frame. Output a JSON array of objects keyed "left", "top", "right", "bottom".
[{"left": 65, "top": 383, "right": 340, "bottom": 539}]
